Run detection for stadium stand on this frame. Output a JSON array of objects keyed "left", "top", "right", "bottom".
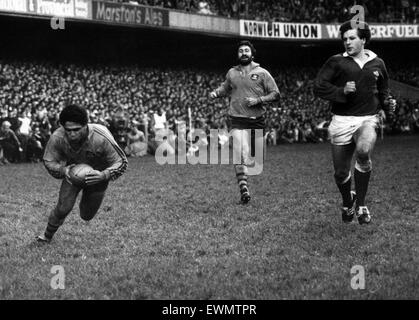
[{"left": 111, "top": 0, "right": 419, "bottom": 23}]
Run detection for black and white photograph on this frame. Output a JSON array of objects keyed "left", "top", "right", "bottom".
[{"left": 0, "top": 0, "right": 418, "bottom": 307}]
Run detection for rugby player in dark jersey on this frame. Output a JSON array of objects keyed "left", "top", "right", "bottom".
[{"left": 314, "top": 21, "right": 396, "bottom": 224}]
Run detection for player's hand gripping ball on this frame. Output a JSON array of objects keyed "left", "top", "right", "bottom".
[{"left": 68, "top": 163, "right": 93, "bottom": 188}]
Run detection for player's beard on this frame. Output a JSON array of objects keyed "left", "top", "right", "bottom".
[{"left": 238, "top": 55, "right": 253, "bottom": 66}]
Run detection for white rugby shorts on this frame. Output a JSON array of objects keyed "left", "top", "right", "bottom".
[{"left": 328, "top": 114, "right": 379, "bottom": 145}]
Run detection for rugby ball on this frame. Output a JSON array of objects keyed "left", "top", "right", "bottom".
[{"left": 68, "top": 163, "right": 93, "bottom": 187}]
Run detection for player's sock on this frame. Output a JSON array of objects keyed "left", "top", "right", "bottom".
[
  {"left": 337, "top": 177, "right": 352, "bottom": 207},
  {"left": 44, "top": 209, "right": 65, "bottom": 240},
  {"left": 44, "top": 222, "right": 59, "bottom": 240},
  {"left": 354, "top": 169, "right": 371, "bottom": 207},
  {"left": 235, "top": 165, "right": 248, "bottom": 192}
]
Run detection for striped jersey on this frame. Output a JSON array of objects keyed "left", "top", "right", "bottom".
[
  {"left": 215, "top": 62, "right": 280, "bottom": 118},
  {"left": 43, "top": 124, "right": 128, "bottom": 181}
]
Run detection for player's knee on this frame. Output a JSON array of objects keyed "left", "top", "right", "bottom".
[
  {"left": 355, "top": 145, "right": 371, "bottom": 166},
  {"left": 356, "top": 142, "right": 372, "bottom": 160},
  {"left": 48, "top": 211, "right": 66, "bottom": 226},
  {"left": 55, "top": 204, "right": 73, "bottom": 218},
  {"left": 80, "top": 214, "right": 94, "bottom": 221},
  {"left": 334, "top": 170, "right": 350, "bottom": 185},
  {"left": 79, "top": 209, "right": 96, "bottom": 221},
  {"left": 79, "top": 202, "right": 100, "bottom": 221},
  {"left": 355, "top": 159, "right": 372, "bottom": 173}
]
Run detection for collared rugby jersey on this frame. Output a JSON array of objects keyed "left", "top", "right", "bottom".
[
  {"left": 43, "top": 124, "right": 127, "bottom": 181},
  {"left": 215, "top": 62, "right": 280, "bottom": 118},
  {"left": 314, "top": 49, "right": 391, "bottom": 116}
]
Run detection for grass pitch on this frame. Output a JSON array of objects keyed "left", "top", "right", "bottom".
[{"left": 0, "top": 135, "right": 418, "bottom": 299}]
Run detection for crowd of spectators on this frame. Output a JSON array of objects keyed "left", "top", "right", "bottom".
[
  {"left": 391, "top": 64, "right": 419, "bottom": 87},
  {"left": 113, "top": 0, "right": 419, "bottom": 23},
  {"left": 1, "top": 59, "right": 418, "bottom": 164}
]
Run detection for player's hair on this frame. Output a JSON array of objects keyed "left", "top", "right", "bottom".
[
  {"left": 339, "top": 20, "right": 371, "bottom": 45},
  {"left": 237, "top": 40, "right": 256, "bottom": 57},
  {"left": 59, "top": 104, "right": 88, "bottom": 126}
]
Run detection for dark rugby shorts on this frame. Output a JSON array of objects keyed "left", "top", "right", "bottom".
[{"left": 229, "top": 116, "right": 265, "bottom": 133}]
